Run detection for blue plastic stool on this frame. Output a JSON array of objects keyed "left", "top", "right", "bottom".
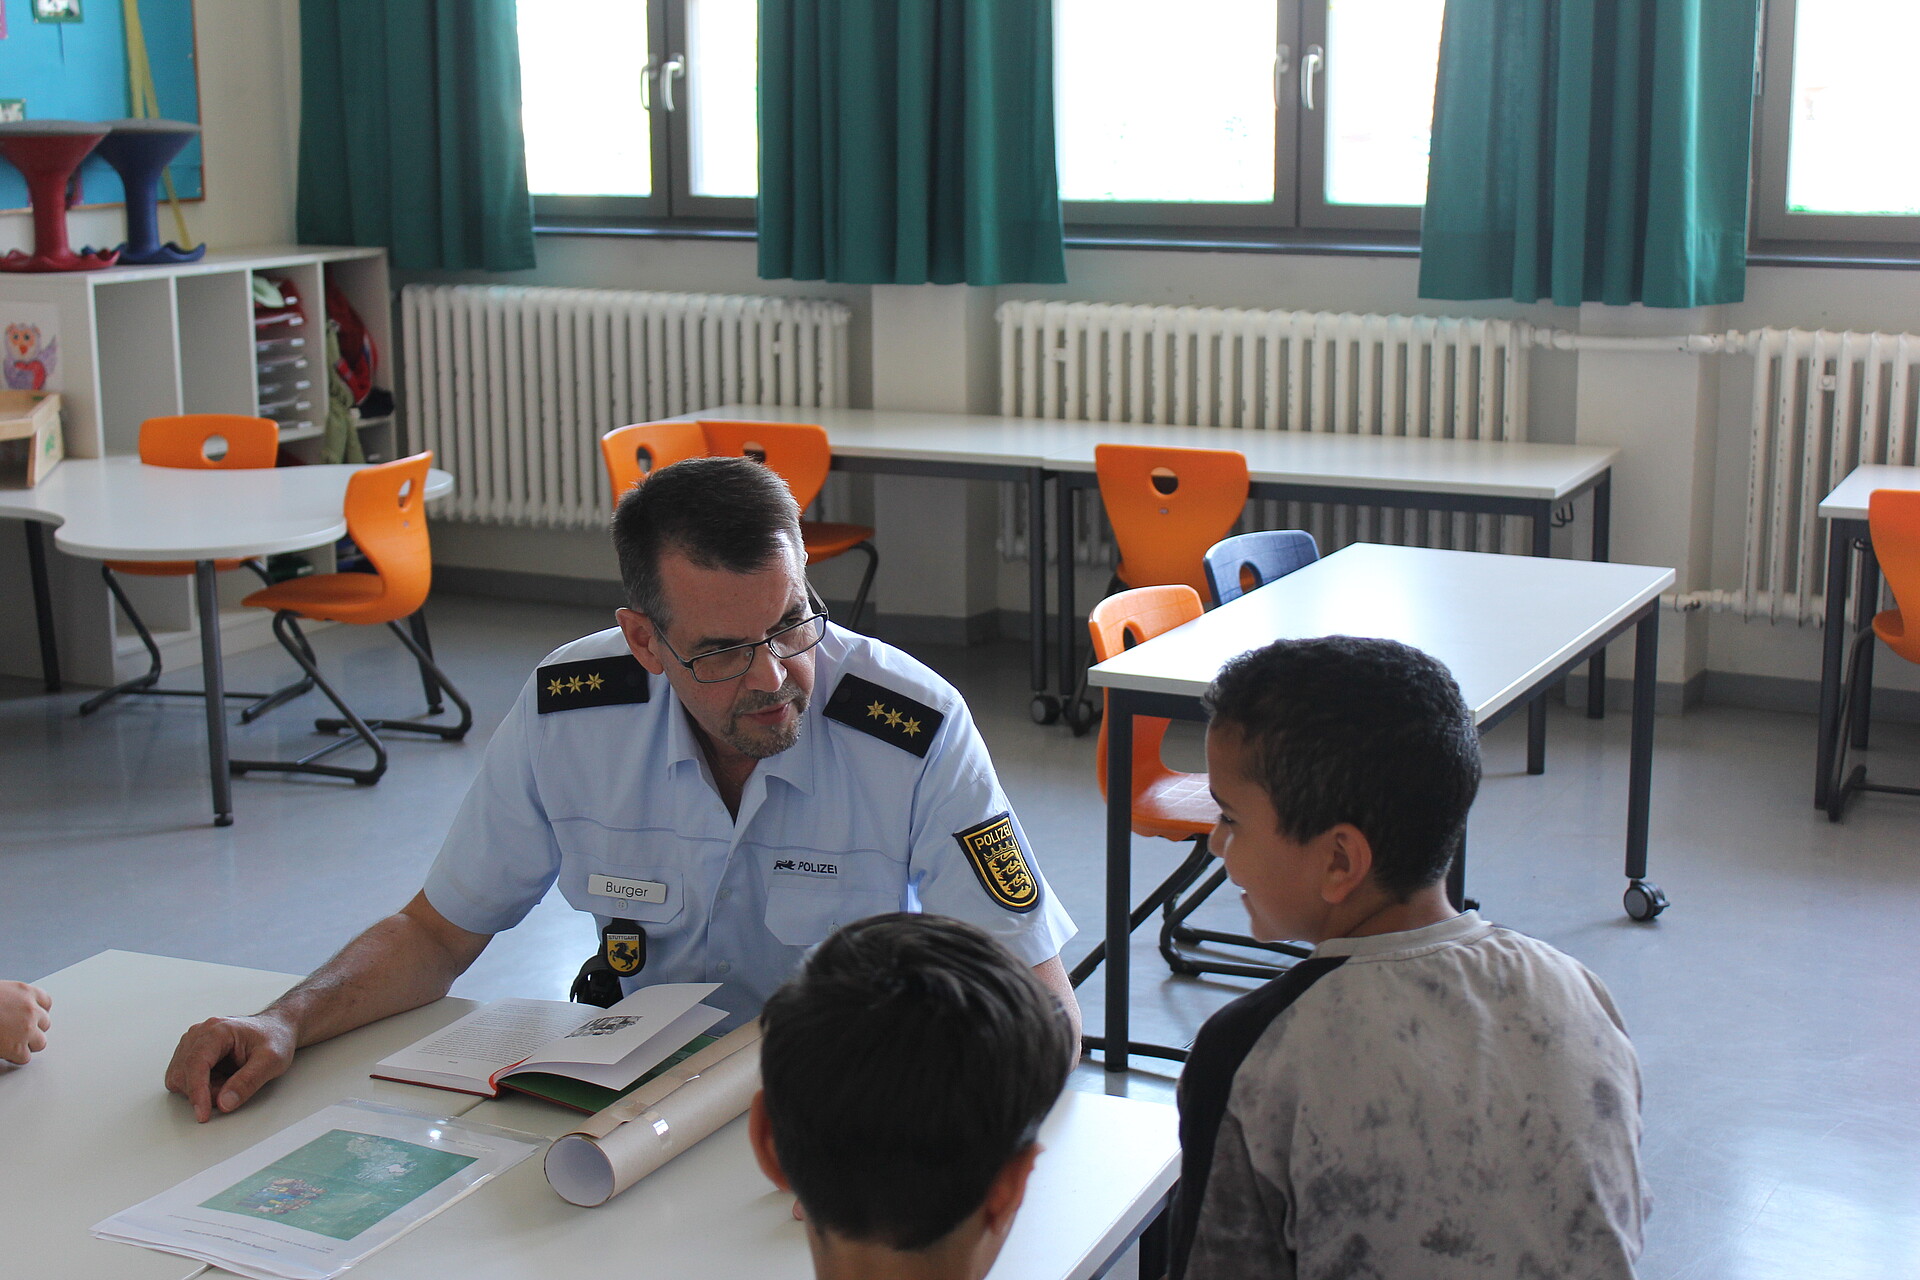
[{"left": 93, "top": 119, "right": 205, "bottom": 265}]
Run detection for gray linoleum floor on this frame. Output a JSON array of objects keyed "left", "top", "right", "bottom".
[{"left": 5, "top": 592, "right": 1920, "bottom": 1279}]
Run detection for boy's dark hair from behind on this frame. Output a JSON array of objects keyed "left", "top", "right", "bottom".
[
  {"left": 1202, "top": 635, "right": 1482, "bottom": 898},
  {"left": 756, "top": 913, "right": 1074, "bottom": 1251}
]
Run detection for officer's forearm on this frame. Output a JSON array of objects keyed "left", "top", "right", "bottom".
[
  {"left": 1029, "top": 955, "right": 1083, "bottom": 1053},
  {"left": 261, "top": 892, "right": 491, "bottom": 1048}
]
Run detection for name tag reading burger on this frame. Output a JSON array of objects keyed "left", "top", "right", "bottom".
[{"left": 589, "top": 874, "right": 668, "bottom": 906}]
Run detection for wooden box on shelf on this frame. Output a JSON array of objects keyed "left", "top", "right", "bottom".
[{"left": 0, "top": 390, "right": 62, "bottom": 488}]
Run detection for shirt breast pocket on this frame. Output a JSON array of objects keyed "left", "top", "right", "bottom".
[{"left": 764, "top": 878, "right": 897, "bottom": 947}]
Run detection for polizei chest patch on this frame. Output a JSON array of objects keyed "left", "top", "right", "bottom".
[{"left": 954, "top": 812, "right": 1041, "bottom": 913}]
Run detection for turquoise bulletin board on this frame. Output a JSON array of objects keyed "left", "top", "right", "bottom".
[{"left": 0, "top": 0, "right": 202, "bottom": 210}]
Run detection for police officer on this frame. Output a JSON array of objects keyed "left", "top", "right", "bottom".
[{"left": 165, "top": 456, "right": 1079, "bottom": 1122}]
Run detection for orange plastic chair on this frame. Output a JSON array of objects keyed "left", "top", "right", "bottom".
[
  {"left": 1828, "top": 488, "right": 1920, "bottom": 819},
  {"left": 601, "top": 420, "right": 711, "bottom": 509},
  {"left": 700, "top": 419, "right": 880, "bottom": 629},
  {"left": 1066, "top": 585, "right": 1303, "bottom": 990},
  {"left": 1096, "top": 443, "right": 1250, "bottom": 596},
  {"left": 232, "top": 452, "right": 471, "bottom": 786},
  {"left": 80, "top": 413, "right": 314, "bottom": 720},
  {"left": 1055, "top": 443, "right": 1253, "bottom": 735}
]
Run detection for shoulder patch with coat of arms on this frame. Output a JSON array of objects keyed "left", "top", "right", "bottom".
[
  {"left": 954, "top": 812, "right": 1041, "bottom": 913},
  {"left": 823, "top": 673, "right": 943, "bottom": 758},
  {"left": 537, "top": 654, "right": 650, "bottom": 713}
]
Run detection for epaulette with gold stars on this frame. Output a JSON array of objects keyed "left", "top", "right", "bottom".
[
  {"left": 824, "top": 674, "right": 943, "bottom": 759},
  {"left": 536, "top": 654, "right": 650, "bottom": 714}
]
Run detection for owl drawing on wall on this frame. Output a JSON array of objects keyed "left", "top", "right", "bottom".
[{"left": 4, "top": 323, "right": 55, "bottom": 391}]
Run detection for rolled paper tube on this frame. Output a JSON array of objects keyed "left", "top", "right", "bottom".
[{"left": 544, "top": 1020, "right": 763, "bottom": 1207}]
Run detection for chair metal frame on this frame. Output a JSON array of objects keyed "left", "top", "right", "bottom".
[{"left": 230, "top": 453, "right": 471, "bottom": 786}]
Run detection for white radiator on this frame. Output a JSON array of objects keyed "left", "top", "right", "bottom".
[
  {"left": 1684, "top": 328, "right": 1920, "bottom": 624},
  {"left": 994, "top": 300, "right": 1537, "bottom": 564},
  {"left": 401, "top": 284, "right": 852, "bottom": 530}
]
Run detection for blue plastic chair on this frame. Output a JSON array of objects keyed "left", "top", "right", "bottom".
[{"left": 1202, "top": 529, "right": 1321, "bottom": 606}]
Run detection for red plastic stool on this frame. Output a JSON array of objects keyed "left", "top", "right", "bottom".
[{"left": 0, "top": 121, "right": 120, "bottom": 273}]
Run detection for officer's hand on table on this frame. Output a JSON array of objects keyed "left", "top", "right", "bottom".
[
  {"left": 165, "top": 1013, "right": 297, "bottom": 1122},
  {"left": 0, "top": 979, "right": 51, "bottom": 1066}
]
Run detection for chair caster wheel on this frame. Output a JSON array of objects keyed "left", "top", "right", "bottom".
[
  {"left": 1063, "top": 697, "right": 1099, "bottom": 737},
  {"left": 1030, "top": 694, "right": 1060, "bottom": 726},
  {"left": 1623, "top": 881, "right": 1668, "bottom": 921}
]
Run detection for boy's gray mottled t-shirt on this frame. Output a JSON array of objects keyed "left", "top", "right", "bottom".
[{"left": 1173, "top": 912, "right": 1646, "bottom": 1280}]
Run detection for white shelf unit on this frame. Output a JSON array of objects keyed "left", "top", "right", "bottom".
[{"left": 0, "top": 246, "right": 393, "bottom": 688}]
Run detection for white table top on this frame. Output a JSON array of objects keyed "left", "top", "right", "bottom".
[
  {"left": 7, "top": 953, "right": 1178, "bottom": 1280},
  {"left": 0, "top": 458, "right": 454, "bottom": 561},
  {"left": 4, "top": 951, "right": 480, "bottom": 1280},
  {"left": 348, "top": 1086, "right": 1177, "bottom": 1280},
  {"left": 684, "top": 404, "right": 1618, "bottom": 500},
  {"left": 1087, "top": 543, "right": 1674, "bottom": 725},
  {"left": 1817, "top": 463, "right": 1920, "bottom": 522}
]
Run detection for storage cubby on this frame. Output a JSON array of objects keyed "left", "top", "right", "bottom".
[{"left": 0, "top": 246, "right": 392, "bottom": 688}]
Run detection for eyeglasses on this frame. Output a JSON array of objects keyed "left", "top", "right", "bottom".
[{"left": 655, "top": 611, "right": 829, "bottom": 683}]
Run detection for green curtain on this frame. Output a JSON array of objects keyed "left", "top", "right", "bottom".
[
  {"left": 1418, "top": 0, "right": 1757, "bottom": 308},
  {"left": 759, "top": 0, "right": 1066, "bottom": 285},
  {"left": 297, "top": 0, "right": 535, "bottom": 272}
]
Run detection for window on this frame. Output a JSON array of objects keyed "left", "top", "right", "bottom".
[
  {"left": 517, "top": 0, "right": 758, "bottom": 222},
  {"left": 518, "top": 0, "right": 1446, "bottom": 236},
  {"left": 1055, "top": 0, "right": 1445, "bottom": 233},
  {"left": 1752, "top": 0, "right": 1920, "bottom": 244}
]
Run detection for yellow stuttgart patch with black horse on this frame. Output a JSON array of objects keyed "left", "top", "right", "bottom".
[{"left": 955, "top": 812, "right": 1041, "bottom": 913}]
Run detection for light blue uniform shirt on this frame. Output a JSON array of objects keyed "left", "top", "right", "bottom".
[{"left": 424, "top": 623, "right": 1076, "bottom": 1026}]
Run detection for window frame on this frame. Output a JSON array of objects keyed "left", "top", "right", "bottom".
[
  {"left": 524, "top": 0, "right": 757, "bottom": 227},
  {"left": 1057, "top": 0, "right": 1426, "bottom": 237},
  {"left": 1750, "top": 0, "right": 1920, "bottom": 247}
]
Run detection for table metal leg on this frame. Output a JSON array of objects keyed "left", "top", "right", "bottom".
[
  {"left": 1105, "top": 689, "right": 1134, "bottom": 1075},
  {"left": 1028, "top": 469, "right": 1047, "bottom": 696},
  {"left": 1852, "top": 549, "right": 1880, "bottom": 750},
  {"left": 1626, "top": 610, "right": 1658, "bottom": 883},
  {"left": 195, "top": 561, "right": 235, "bottom": 827},
  {"left": 1058, "top": 480, "right": 1077, "bottom": 708},
  {"left": 1815, "top": 522, "right": 1855, "bottom": 807},
  {"left": 24, "top": 522, "right": 60, "bottom": 693},
  {"left": 1588, "top": 475, "right": 1611, "bottom": 718},
  {"left": 1527, "top": 504, "right": 1550, "bottom": 774}
]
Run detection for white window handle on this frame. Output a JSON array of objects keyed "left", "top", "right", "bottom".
[
  {"left": 661, "top": 55, "right": 686, "bottom": 113},
  {"left": 1273, "top": 44, "right": 1292, "bottom": 110},
  {"left": 1301, "top": 44, "right": 1324, "bottom": 111},
  {"left": 640, "top": 57, "right": 659, "bottom": 111}
]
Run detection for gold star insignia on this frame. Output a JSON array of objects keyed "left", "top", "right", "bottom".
[
  {"left": 902, "top": 718, "right": 921, "bottom": 736},
  {"left": 885, "top": 709, "right": 904, "bottom": 727},
  {"left": 567, "top": 675, "right": 584, "bottom": 693},
  {"left": 866, "top": 700, "right": 888, "bottom": 719},
  {"left": 585, "top": 672, "right": 605, "bottom": 691},
  {"left": 547, "top": 678, "right": 565, "bottom": 697}
]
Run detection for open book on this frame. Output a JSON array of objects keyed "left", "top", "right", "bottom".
[{"left": 371, "top": 983, "right": 726, "bottom": 1114}]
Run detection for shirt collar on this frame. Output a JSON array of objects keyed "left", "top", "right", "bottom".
[
  {"left": 657, "top": 658, "right": 824, "bottom": 799},
  {"left": 1310, "top": 909, "right": 1491, "bottom": 960}
]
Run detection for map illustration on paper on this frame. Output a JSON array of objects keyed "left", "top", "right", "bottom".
[{"left": 199, "top": 1129, "right": 477, "bottom": 1241}]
